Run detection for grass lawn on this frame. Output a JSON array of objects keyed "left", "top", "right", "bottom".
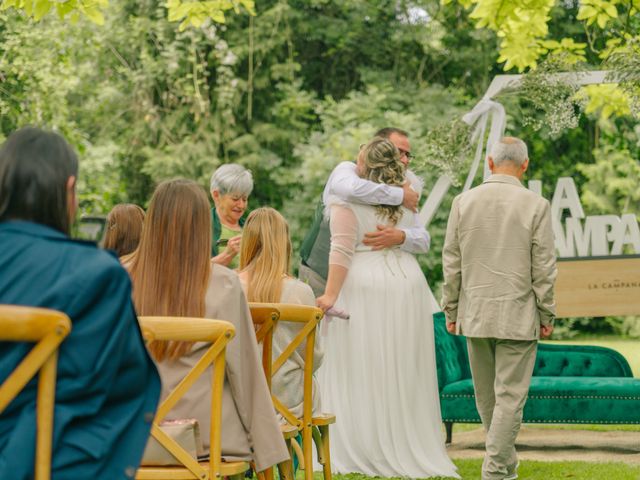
[
  {"left": 543, "top": 337, "right": 640, "bottom": 377},
  {"left": 309, "top": 459, "right": 640, "bottom": 479}
]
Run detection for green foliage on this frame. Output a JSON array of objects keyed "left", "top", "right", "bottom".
[
  {"left": 0, "top": 0, "right": 108, "bottom": 24},
  {"left": 578, "top": 144, "right": 640, "bottom": 218},
  {"left": 445, "top": 0, "right": 556, "bottom": 71},
  {"left": 414, "top": 119, "right": 472, "bottom": 184},
  {"left": 577, "top": 0, "right": 621, "bottom": 29},
  {"left": 500, "top": 56, "right": 583, "bottom": 136},
  {"left": 167, "top": 0, "right": 255, "bottom": 30},
  {"left": 0, "top": 0, "right": 253, "bottom": 26},
  {"left": 576, "top": 84, "right": 632, "bottom": 119},
  {"left": 446, "top": 0, "right": 640, "bottom": 88}
]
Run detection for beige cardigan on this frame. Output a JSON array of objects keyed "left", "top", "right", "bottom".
[
  {"left": 441, "top": 174, "right": 557, "bottom": 340},
  {"left": 154, "top": 264, "right": 289, "bottom": 472}
]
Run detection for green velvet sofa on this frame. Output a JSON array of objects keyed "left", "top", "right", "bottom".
[{"left": 433, "top": 312, "right": 640, "bottom": 443}]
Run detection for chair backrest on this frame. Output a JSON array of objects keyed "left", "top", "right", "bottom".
[
  {"left": 432, "top": 312, "right": 471, "bottom": 390},
  {"left": 0, "top": 305, "right": 72, "bottom": 480},
  {"left": 137, "top": 316, "right": 235, "bottom": 479},
  {"left": 248, "top": 304, "right": 281, "bottom": 390},
  {"left": 270, "top": 304, "right": 323, "bottom": 428}
]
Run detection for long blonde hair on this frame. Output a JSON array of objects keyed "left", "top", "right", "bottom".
[
  {"left": 238, "top": 207, "right": 291, "bottom": 303},
  {"left": 359, "top": 137, "right": 406, "bottom": 224},
  {"left": 129, "top": 179, "right": 212, "bottom": 361},
  {"left": 103, "top": 203, "right": 145, "bottom": 257}
]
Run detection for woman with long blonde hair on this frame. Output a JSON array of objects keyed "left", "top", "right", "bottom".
[
  {"left": 126, "top": 179, "right": 288, "bottom": 472},
  {"left": 316, "top": 138, "right": 459, "bottom": 478},
  {"left": 238, "top": 208, "right": 323, "bottom": 419}
]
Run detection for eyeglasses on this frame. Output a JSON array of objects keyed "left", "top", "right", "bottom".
[
  {"left": 397, "top": 148, "right": 413, "bottom": 160},
  {"left": 359, "top": 143, "right": 414, "bottom": 160}
]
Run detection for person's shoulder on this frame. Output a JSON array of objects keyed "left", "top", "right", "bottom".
[
  {"left": 73, "top": 243, "right": 131, "bottom": 284},
  {"left": 332, "top": 161, "right": 356, "bottom": 172},
  {"left": 210, "top": 262, "right": 242, "bottom": 289},
  {"left": 284, "top": 276, "right": 314, "bottom": 294},
  {"left": 51, "top": 242, "right": 132, "bottom": 306},
  {"left": 282, "top": 277, "right": 315, "bottom": 305}
]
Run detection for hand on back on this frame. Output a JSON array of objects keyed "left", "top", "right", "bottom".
[
  {"left": 402, "top": 181, "right": 419, "bottom": 212},
  {"left": 363, "top": 225, "right": 405, "bottom": 250}
]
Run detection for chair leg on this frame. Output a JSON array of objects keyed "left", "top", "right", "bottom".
[
  {"left": 318, "top": 425, "right": 332, "bottom": 480},
  {"left": 258, "top": 466, "right": 272, "bottom": 480},
  {"left": 312, "top": 426, "right": 324, "bottom": 464},
  {"left": 302, "top": 425, "right": 313, "bottom": 480},
  {"left": 277, "top": 437, "right": 295, "bottom": 480},
  {"left": 291, "top": 437, "right": 304, "bottom": 471},
  {"left": 445, "top": 421, "right": 453, "bottom": 444},
  {"left": 277, "top": 458, "right": 294, "bottom": 480}
]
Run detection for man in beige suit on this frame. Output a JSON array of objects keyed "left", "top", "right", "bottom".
[{"left": 441, "top": 136, "right": 557, "bottom": 480}]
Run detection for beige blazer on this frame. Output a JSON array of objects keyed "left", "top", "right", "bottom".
[
  {"left": 155, "top": 264, "right": 289, "bottom": 472},
  {"left": 441, "top": 174, "right": 557, "bottom": 340}
]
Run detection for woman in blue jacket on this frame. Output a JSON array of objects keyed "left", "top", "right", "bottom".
[{"left": 0, "top": 127, "right": 161, "bottom": 480}]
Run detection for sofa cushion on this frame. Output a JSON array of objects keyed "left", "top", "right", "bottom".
[
  {"left": 535, "top": 344, "right": 633, "bottom": 377},
  {"left": 440, "top": 377, "right": 640, "bottom": 424},
  {"left": 433, "top": 311, "right": 470, "bottom": 390}
]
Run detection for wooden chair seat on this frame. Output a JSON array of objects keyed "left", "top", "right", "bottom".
[
  {"left": 281, "top": 423, "right": 300, "bottom": 440},
  {"left": 312, "top": 414, "right": 336, "bottom": 426}
]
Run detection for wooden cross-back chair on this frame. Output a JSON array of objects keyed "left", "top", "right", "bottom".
[
  {"left": 250, "top": 303, "right": 335, "bottom": 480},
  {"left": 136, "top": 316, "right": 249, "bottom": 480},
  {"left": 0, "top": 305, "right": 72, "bottom": 480},
  {"left": 248, "top": 304, "right": 298, "bottom": 480}
]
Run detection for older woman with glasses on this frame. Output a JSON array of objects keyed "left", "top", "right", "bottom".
[{"left": 210, "top": 164, "right": 253, "bottom": 269}]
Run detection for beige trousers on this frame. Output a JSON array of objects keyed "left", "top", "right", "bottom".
[{"left": 467, "top": 337, "right": 537, "bottom": 480}]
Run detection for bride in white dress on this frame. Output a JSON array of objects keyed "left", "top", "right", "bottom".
[{"left": 316, "top": 137, "right": 459, "bottom": 479}]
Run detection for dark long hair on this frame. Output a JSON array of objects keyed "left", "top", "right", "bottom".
[{"left": 0, "top": 127, "right": 79, "bottom": 234}]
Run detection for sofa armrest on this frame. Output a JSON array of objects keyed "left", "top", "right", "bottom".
[{"left": 534, "top": 343, "right": 633, "bottom": 378}]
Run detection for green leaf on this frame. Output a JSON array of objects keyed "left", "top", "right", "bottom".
[
  {"left": 82, "top": 5, "right": 105, "bottom": 24},
  {"left": 596, "top": 13, "right": 608, "bottom": 28},
  {"left": 33, "top": 0, "right": 52, "bottom": 20},
  {"left": 604, "top": 2, "right": 618, "bottom": 17}
]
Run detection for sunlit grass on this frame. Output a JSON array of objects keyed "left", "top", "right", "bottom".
[{"left": 307, "top": 459, "right": 640, "bottom": 479}]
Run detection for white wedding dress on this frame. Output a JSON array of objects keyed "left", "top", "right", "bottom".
[{"left": 317, "top": 201, "right": 459, "bottom": 479}]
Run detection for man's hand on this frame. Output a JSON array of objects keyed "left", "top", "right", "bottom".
[
  {"left": 402, "top": 181, "right": 419, "bottom": 212},
  {"left": 363, "top": 225, "right": 405, "bottom": 250},
  {"left": 446, "top": 322, "right": 456, "bottom": 334},
  {"left": 540, "top": 324, "right": 554, "bottom": 339}
]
